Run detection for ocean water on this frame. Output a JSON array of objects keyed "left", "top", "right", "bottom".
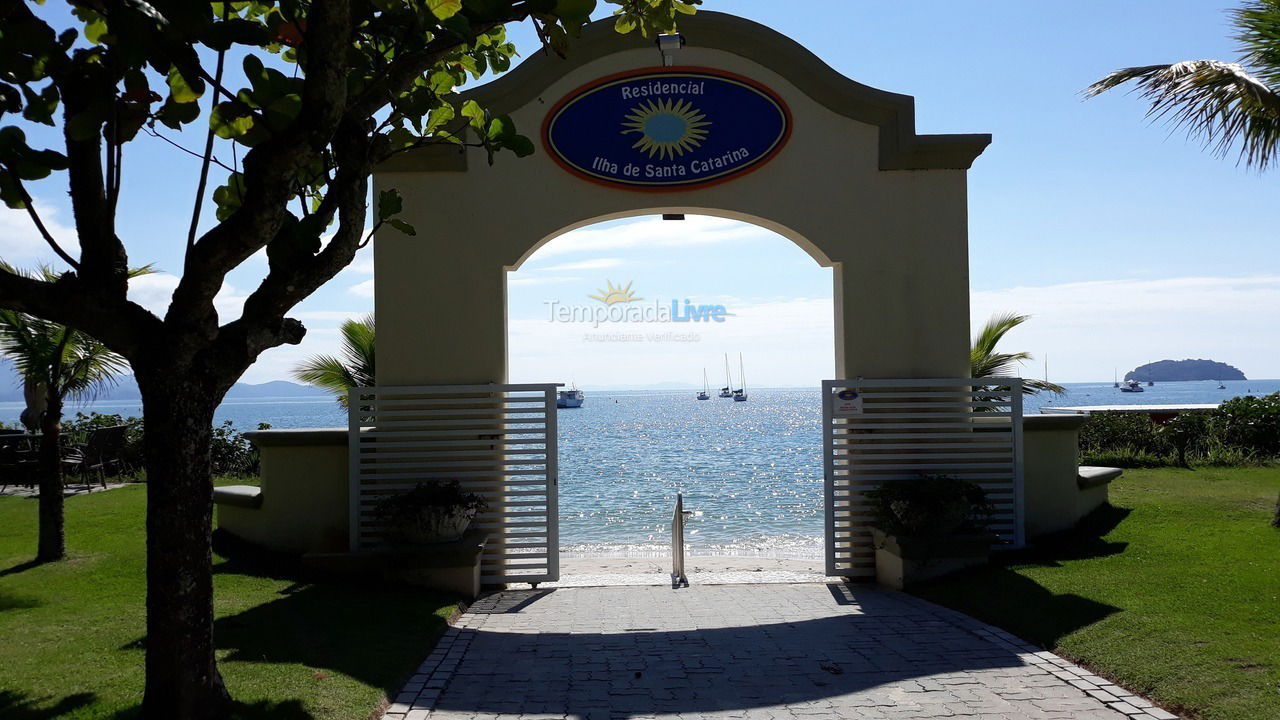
[{"left": 4, "top": 379, "right": 1277, "bottom": 556}]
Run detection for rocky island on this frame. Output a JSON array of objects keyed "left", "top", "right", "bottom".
[{"left": 1125, "top": 359, "right": 1247, "bottom": 382}]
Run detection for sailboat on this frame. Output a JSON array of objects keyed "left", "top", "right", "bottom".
[
  {"left": 697, "top": 369, "right": 710, "bottom": 400},
  {"left": 733, "top": 353, "right": 748, "bottom": 402},
  {"left": 718, "top": 354, "right": 733, "bottom": 398},
  {"left": 1113, "top": 369, "right": 1119, "bottom": 389}
]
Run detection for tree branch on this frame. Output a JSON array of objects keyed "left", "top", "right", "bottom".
[
  {"left": 0, "top": 166, "right": 82, "bottom": 270},
  {"left": 58, "top": 53, "right": 129, "bottom": 297},
  {"left": 187, "top": 2, "right": 231, "bottom": 255},
  {"left": 141, "top": 127, "right": 236, "bottom": 173},
  {"left": 168, "top": 0, "right": 356, "bottom": 338},
  {"left": 0, "top": 268, "right": 158, "bottom": 360}
]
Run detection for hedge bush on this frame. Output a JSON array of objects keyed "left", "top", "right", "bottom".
[
  {"left": 1078, "top": 392, "right": 1280, "bottom": 467},
  {"left": 61, "top": 413, "right": 268, "bottom": 478}
]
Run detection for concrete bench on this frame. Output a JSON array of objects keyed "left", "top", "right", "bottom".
[
  {"left": 1078, "top": 466, "right": 1123, "bottom": 490},
  {"left": 213, "top": 429, "right": 350, "bottom": 554},
  {"left": 213, "top": 484, "right": 263, "bottom": 509}
]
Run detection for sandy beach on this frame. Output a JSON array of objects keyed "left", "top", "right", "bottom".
[{"left": 547, "top": 554, "right": 828, "bottom": 587}]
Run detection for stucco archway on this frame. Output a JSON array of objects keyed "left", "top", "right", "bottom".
[{"left": 371, "top": 11, "right": 989, "bottom": 386}]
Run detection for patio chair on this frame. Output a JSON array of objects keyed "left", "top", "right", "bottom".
[
  {"left": 0, "top": 438, "right": 38, "bottom": 492},
  {"left": 62, "top": 425, "right": 128, "bottom": 489}
]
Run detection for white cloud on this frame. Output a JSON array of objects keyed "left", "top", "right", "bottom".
[
  {"left": 127, "top": 273, "right": 180, "bottom": 316},
  {"left": 529, "top": 215, "right": 777, "bottom": 260},
  {"left": 291, "top": 309, "right": 369, "bottom": 322},
  {"left": 126, "top": 272, "right": 249, "bottom": 321},
  {"left": 971, "top": 275, "right": 1280, "bottom": 382},
  {"left": 508, "top": 296, "right": 835, "bottom": 388},
  {"left": 242, "top": 326, "right": 343, "bottom": 385},
  {"left": 348, "top": 277, "right": 375, "bottom": 298},
  {"left": 0, "top": 199, "right": 78, "bottom": 266},
  {"left": 510, "top": 275, "right": 581, "bottom": 287},
  {"left": 532, "top": 258, "right": 623, "bottom": 272}
]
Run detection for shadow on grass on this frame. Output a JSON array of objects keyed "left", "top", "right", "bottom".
[
  {"left": 0, "top": 558, "right": 47, "bottom": 578},
  {"left": 112, "top": 699, "right": 315, "bottom": 720},
  {"left": 0, "top": 587, "right": 42, "bottom": 611},
  {"left": 204, "top": 531, "right": 459, "bottom": 698},
  {"left": 911, "top": 504, "right": 1132, "bottom": 648},
  {"left": 0, "top": 690, "right": 96, "bottom": 719},
  {"left": 212, "top": 572, "right": 454, "bottom": 692},
  {"left": 1005, "top": 504, "right": 1133, "bottom": 568}
]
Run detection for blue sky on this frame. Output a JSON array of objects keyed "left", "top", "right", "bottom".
[{"left": 3, "top": 1, "right": 1277, "bottom": 386}]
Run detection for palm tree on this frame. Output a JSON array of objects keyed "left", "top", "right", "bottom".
[
  {"left": 0, "top": 266, "right": 134, "bottom": 562},
  {"left": 1087, "top": 1, "right": 1280, "bottom": 170},
  {"left": 971, "top": 313, "right": 1065, "bottom": 396},
  {"left": 292, "top": 314, "right": 375, "bottom": 408}
]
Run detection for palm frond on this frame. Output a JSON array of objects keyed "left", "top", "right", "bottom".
[
  {"left": 0, "top": 309, "right": 59, "bottom": 384},
  {"left": 293, "top": 355, "right": 360, "bottom": 408},
  {"left": 292, "top": 315, "right": 376, "bottom": 408},
  {"left": 1086, "top": 60, "right": 1280, "bottom": 170},
  {"left": 1235, "top": 0, "right": 1280, "bottom": 88},
  {"left": 59, "top": 334, "right": 130, "bottom": 400},
  {"left": 340, "top": 314, "right": 376, "bottom": 388},
  {"left": 970, "top": 312, "right": 1062, "bottom": 397},
  {"left": 0, "top": 264, "right": 132, "bottom": 400}
]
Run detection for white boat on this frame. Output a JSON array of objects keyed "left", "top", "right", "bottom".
[
  {"left": 718, "top": 354, "right": 733, "bottom": 398},
  {"left": 733, "top": 352, "right": 748, "bottom": 402},
  {"left": 1119, "top": 379, "right": 1144, "bottom": 393},
  {"left": 557, "top": 386, "right": 584, "bottom": 408},
  {"left": 697, "top": 369, "right": 710, "bottom": 400}
]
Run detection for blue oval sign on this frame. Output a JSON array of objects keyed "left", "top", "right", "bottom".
[{"left": 542, "top": 67, "right": 791, "bottom": 191}]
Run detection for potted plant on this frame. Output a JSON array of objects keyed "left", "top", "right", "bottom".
[
  {"left": 864, "top": 474, "right": 998, "bottom": 589},
  {"left": 374, "top": 480, "right": 487, "bottom": 545}
]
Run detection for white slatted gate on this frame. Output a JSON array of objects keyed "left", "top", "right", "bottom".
[
  {"left": 822, "top": 378, "right": 1025, "bottom": 578},
  {"left": 348, "top": 384, "right": 559, "bottom": 586}
]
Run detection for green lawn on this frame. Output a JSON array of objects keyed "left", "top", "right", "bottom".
[
  {"left": 0, "top": 483, "right": 460, "bottom": 720},
  {"left": 914, "top": 467, "right": 1280, "bottom": 720}
]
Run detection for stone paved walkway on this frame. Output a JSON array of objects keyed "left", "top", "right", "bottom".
[{"left": 383, "top": 583, "right": 1178, "bottom": 720}]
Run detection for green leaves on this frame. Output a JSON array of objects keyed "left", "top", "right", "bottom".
[
  {"left": 155, "top": 97, "right": 201, "bottom": 129},
  {"left": 211, "top": 172, "right": 246, "bottom": 221},
  {"left": 424, "top": 104, "right": 455, "bottom": 134},
  {"left": 610, "top": 0, "right": 700, "bottom": 38},
  {"left": 377, "top": 189, "right": 403, "bottom": 221},
  {"left": 266, "top": 212, "right": 325, "bottom": 271},
  {"left": 0, "top": 127, "right": 68, "bottom": 209},
  {"left": 377, "top": 189, "right": 416, "bottom": 236},
  {"left": 386, "top": 218, "right": 416, "bottom": 236},
  {"left": 20, "top": 84, "right": 59, "bottom": 126},
  {"left": 555, "top": 0, "right": 597, "bottom": 28},
  {"left": 71, "top": 7, "right": 109, "bottom": 45},
  {"left": 428, "top": 0, "right": 464, "bottom": 20},
  {"left": 210, "top": 101, "right": 256, "bottom": 140},
  {"left": 454, "top": 100, "right": 534, "bottom": 162},
  {"left": 166, "top": 67, "right": 204, "bottom": 104}
]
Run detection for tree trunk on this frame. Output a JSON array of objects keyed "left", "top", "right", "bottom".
[
  {"left": 35, "top": 392, "right": 65, "bottom": 562},
  {"left": 137, "top": 371, "right": 232, "bottom": 719}
]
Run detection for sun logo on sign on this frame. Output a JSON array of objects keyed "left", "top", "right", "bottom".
[
  {"left": 589, "top": 280, "right": 641, "bottom": 305},
  {"left": 621, "top": 98, "right": 711, "bottom": 160}
]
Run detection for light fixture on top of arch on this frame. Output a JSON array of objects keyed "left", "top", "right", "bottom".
[{"left": 656, "top": 33, "right": 685, "bottom": 66}]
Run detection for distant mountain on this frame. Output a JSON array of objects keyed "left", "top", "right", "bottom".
[
  {"left": 0, "top": 359, "right": 326, "bottom": 403},
  {"left": 1125, "top": 359, "right": 1247, "bottom": 382},
  {"left": 225, "top": 381, "right": 328, "bottom": 398}
]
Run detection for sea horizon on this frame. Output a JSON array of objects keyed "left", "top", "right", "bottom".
[{"left": 5, "top": 379, "right": 1277, "bottom": 556}]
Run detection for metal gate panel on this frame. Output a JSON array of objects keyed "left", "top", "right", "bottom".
[
  {"left": 822, "top": 378, "right": 1024, "bottom": 578},
  {"left": 348, "top": 384, "right": 559, "bottom": 585}
]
